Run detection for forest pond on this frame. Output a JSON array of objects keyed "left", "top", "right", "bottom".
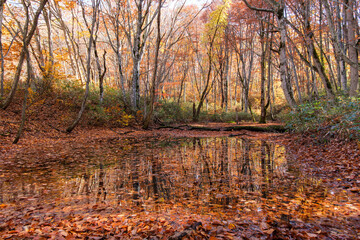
[
  {"left": 1, "top": 137, "right": 359, "bottom": 234},
  {"left": 2, "top": 138, "right": 289, "bottom": 206}
]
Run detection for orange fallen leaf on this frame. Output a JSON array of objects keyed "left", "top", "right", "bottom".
[
  {"left": 263, "top": 229, "right": 275, "bottom": 234},
  {"left": 210, "top": 237, "right": 220, "bottom": 240},
  {"left": 212, "top": 220, "right": 223, "bottom": 226},
  {"left": 228, "top": 223, "right": 236, "bottom": 230}
]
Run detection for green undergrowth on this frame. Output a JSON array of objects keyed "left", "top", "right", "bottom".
[
  {"left": 7, "top": 78, "right": 263, "bottom": 127},
  {"left": 59, "top": 83, "right": 134, "bottom": 127},
  {"left": 153, "top": 101, "right": 254, "bottom": 124},
  {"left": 286, "top": 96, "right": 360, "bottom": 139},
  {"left": 57, "top": 82, "right": 257, "bottom": 126}
]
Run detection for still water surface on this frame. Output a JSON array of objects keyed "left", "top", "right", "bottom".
[
  {"left": 1, "top": 138, "right": 288, "bottom": 206},
  {"left": 2, "top": 136, "right": 360, "bottom": 238},
  {"left": 0, "top": 137, "right": 354, "bottom": 218}
]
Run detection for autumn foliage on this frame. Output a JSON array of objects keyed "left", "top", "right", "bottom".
[{"left": 0, "top": 0, "right": 360, "bottom": 239}]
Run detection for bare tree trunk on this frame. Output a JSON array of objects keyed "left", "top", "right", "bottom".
[
  {"left": 93, "top": 43, "right": 106, "bottom": 104},
  {"left": 13, "top": 48, "right": 32, "bottom": 144},
  {"left": 259, "top": 22, "right": 267, "bottom": 124},
  {"left": 336, "top": 1, "right": 347, "bottom": 92},
  {"left": 289, "top": 47, "right": 302, "bottom": 103},
  {"left": 303, "top": 0, "right": 335, "bottom": 99},
  {"left": 194, "top": 61, "right": 214, "bottom": 121},
  {"left": 66, "top": 0, "right": 99, "bottom": 133},
  {"left": 224, "top": 31, "right": 229, "bottom": 112},
  {"left": 243, "top": 0, "right": 297, "bottom": 108},
  {"left": 323, "top": 0, "right": 358, "bottom": 95},
  {"left": 193, "top": 5, "right": 227, "bottom": 121},
  {"left": 0, "top": 0, "right": 6, "bottom": 98},
  {"left": 52, "top": 2, "right": 79, "bottom": 78},
  {"left": 278, "top": 9, "right": 297, "bottom": 108},
  {"left": 346, "top": 0, "right": 359, "bottom": 96},
  {"left": 259, "top": 14, "right": 272, "bottom": 123},
  {"left": 143, "top": 0, "right": 162, "bottom": 129},
  {"left": 43, "top": 7, "right": 54, "bottom": 80},
  {"left": 267, "top": 37, "right": 274, "bottom": 120},
  {"left": 1, "top": 0, "right": 48, "bottom": 110},
  {"left": 33, "top": 28, "right": 45, "bottom": 70},
  {"left": 102, "top": 1, "right": 128, "bottom": 107},
  {"left": 177, "top": 64, "right": 189, "bottom": 104},
  {"left": 99, "top": 51, "right": 107, "bottom": 104},
  {"left": 131, "top": 48, "right": 141, "bottom": 110},
  {"left": 92, "top": 16, "right": 107, "bottom": 105},
  {"left": 130, "top": 0, "right": 152, "bottom": 111}
]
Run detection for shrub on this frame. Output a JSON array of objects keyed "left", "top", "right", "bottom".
[
  {"left": 286, "top": 96, "right": 360, "bottom": 139},
  {"left": 31, "top": 76, "right": 54, "bottom": 95},
  {"left": 87, "top": 105, "right": 109, "bottom": 126},
  {"left": 154, "top": 101, "right": 193, "bottom": 123},
  {"left": 153, "top": 100, "right": 255, "bottom": 124},
  {"left": 57, "top": 79, "right": 84, "bottom": 103}
]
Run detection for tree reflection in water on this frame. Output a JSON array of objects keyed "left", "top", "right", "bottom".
[
  {"left": 0, "top": 137, "right": 287, "bottom": 211},
  {"left": 98, "top": 137, "right": 286, "bottom": 209}
]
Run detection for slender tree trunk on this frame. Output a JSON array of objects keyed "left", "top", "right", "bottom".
[
  {"left": 34, "top": 28, "right": 45, "bottom": 70},
  {"left": 194, "top": 61, "right": 213, "bottom": 121},
  {"left": 346, "top": 0, "right": 359, "bottom": 96},
  {"left": 1, "top": 0, "right": 48, "bottom": 110},
  {"left": 336, "top": 1, "right": 347, "bottom": 92},
  {"left": 319, "top": 0, "right": 324, "bottom": 64},
  {"left": 43, "top": 8, "right": 54, "bottom": 79},
  {"left": 323, "top": 0, "right": 358, "bottom": 95},
  {"left": 259, "top": 23, "right": 266, "bottom": 123},
  {"left": 66, "top": 0, "right": 99, "bottom": 133},
  {"left": 303, "top": 0, "right": 335, "bottom": 99},
  {"left": 278, "top": 9, "right": 297, "bottom": 109},
  {"left": 95, "top": 49, "right": 106, "bottom": 104},
  {"left": 214, "top": 81, "right": 217, "bottom": 113},
  {"left": 13, "top": 48, "right": 32, "bottom": 144},
  {"left": 224, "top": 33, "right": 229, "bottom": 112},
  {"left": 93, "top": 21, "right": 107, "bottom": 105},
  {"left": 267, "top": 40, "right": 273, "bottom": 120},
  {"left": 130, "top": 1, "right": 145, "bottom": 111},
  {"left": 243, "top": 43, "right": 254, "bottom": 113},
  {"left": 177, "top": 65, "right": 188, "bottom": 104},
  {"left": 289, "top": 47, "right": 302, "bottom": 103},
  {"left": 0, "top": 0, "right": 6, "bottom": 98},
  {"left": 143, "top": 0, "right": 162, "bottom": 129},
  {"left": 116, "top": 51, "right": 127, "bottom": 106},
  {"left": 55, "top": 7, "right": 77, "bottom": 76},
  {"left": 131, "top": 54, "right": 141, "bottom": 110}
]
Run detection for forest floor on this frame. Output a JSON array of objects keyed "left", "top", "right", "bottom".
[{"left": 1, "top": 105, "right": 360, "bottom": 239}]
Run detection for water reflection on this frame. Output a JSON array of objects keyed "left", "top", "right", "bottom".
[
  {"left": 111, "top": 137, "right": 287, "bottom": 208},
  {"left": 0, "top": 137, "right": 288, "bottom": 208}
]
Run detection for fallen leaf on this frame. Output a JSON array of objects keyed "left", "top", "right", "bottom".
[{"left": 307, "top": 233, "right": 318, "bottom": 238}]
